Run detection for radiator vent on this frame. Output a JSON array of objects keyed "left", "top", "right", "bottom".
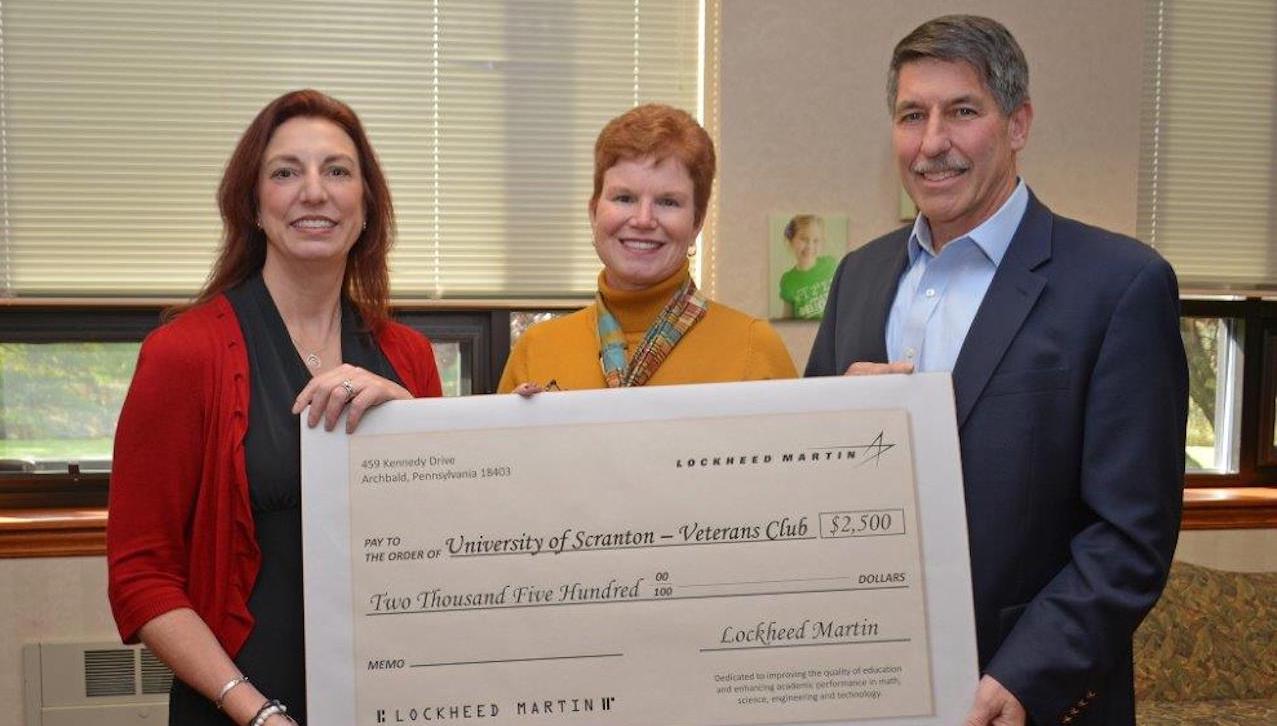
[
  {"left": 23, "top": 641, "right": 170, "bottom": 725},
  {"left": 140, "top": 648, "right": 174, "bottom": 695},
  {"left": 84, "top": 649, "right": 137, "bottom": 697}
]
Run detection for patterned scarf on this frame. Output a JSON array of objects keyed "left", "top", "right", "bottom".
[{"left": 596, "top": 276, "right": 709, "bottom": 388}]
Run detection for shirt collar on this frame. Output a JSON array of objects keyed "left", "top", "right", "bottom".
[{"left": 907, "top": 179, "right": 1029, "bottom": 266}]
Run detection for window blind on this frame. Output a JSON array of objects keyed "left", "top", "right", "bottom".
[
  {"left": 1138, "top": 0, "right": 1277, "bottom": 290},
  {"left": 0, "top": 0, "right": 701, "bottom": 298}
]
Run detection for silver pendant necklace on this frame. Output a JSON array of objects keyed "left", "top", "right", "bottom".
[{"left": 287, "top": 303, "right": 341, "bottom": 371}]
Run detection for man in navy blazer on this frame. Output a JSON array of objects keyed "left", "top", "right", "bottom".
[{"left": 806, "top": 15, "right": 1188, "bottom": 726}]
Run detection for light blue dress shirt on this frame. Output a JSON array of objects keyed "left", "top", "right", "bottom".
[{"left": 885, "top": 181, "right": 1029, "bottom": 373}]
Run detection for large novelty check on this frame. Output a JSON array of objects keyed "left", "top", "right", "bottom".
[{"left": 303, "top": 374, "right": 977, "bottom": 725}]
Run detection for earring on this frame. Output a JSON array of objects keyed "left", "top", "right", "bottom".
[{"left": 687, "top": 244, "right": 697, "bottom": 258}]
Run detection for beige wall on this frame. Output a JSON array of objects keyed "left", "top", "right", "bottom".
[
  {"left": 713, "top": 0, "right": 1145, "bottom": 368},
  {"left": 1176, "top": 529, "right": 1277, "bottom": 573},
  {"left": 0, "top": 557, "right": 115, "bottom": 726}
]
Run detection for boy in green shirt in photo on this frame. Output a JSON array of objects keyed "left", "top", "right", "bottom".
[{"left": 779, "top": 214, "right": 837, "bottom": 319}]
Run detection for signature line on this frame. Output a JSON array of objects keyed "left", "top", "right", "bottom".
[{"left": 411, "top": 653, "right": 623, "bottom": 668}]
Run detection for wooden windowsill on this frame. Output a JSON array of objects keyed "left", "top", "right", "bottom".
[
  {"left": 2, "top": 488, "right": 1275, "bottom": 559},
  {"left": 0, "top": 507, "right": 107, "bottom": 557},
  {"left": 1181, "top": 487, "right": 1277, "bottom": 529}
]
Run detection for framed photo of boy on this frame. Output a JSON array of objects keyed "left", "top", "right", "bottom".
[{"left": 768, "top": 212, "right": 848, "bottom": 320}]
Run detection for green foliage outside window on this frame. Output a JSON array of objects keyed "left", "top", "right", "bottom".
[
  {"left": 1179, "top": 318, "right": 1220, "bottom": 471},
  {"left": 432, "top": 341, "right": 464, "bottom": 397},
  {"left": 0, "top": 342, "right": 140, "bottom": 462},
  {"left": 1, "top": 339, "right": 466, "bottom": 466}
]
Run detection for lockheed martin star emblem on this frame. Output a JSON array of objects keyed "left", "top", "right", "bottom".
[{"left": 812, "top": 431, "right": 896, "bottom": 466}]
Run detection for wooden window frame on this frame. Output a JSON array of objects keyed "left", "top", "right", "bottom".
[
  {"left": 1174, "top": 297, "right": 1277, "bottom": 529},
  {"left": 1261, "top": 324, "right": 1277, "bottom": 467},
  {"left": 1180, "top": 298, "right": 1277, "bottom": 490}
]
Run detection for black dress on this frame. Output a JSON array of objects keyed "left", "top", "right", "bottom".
[{"left": 168, "top": 274, "right": 402, "bottom": 724}]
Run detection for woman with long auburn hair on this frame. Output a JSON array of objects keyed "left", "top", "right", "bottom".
[{"left": 107, "top": 89, "right": 442, "bottom": 725}]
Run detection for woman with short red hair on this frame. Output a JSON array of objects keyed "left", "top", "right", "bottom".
[{"left": 499, "top": 104, "right": 795, "bottom": 392}]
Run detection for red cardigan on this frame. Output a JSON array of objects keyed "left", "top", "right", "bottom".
[{"left": 106, "top": 295, "right": 441, "bottom": 656}]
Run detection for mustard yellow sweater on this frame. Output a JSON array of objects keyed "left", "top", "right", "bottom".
[{"left": 498, "top": 266, "right": 797, "bottom": 392}]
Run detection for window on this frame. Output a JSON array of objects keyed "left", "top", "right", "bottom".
[
  {"left": 0, "top": 342, "right": 138, "bottom": 472},
  {"left": 0, "top": 304, "right": 574, "bottom": 477},
  {"left": 0, "top": 0, "right": 701, "bottom": 299},
  {"left": 1179, "top": 316, "right": 1242, "bottom": 474},
  {"left": 0, "top": 2, "right": 699, "bottom": 555},
  {"left": 1179, "top": 299, "right": 1277, "bottom": 489},
  {"left": 1140, "top": 0, "right": 1277, "bottom": 508},
  {"left": 0, "top": 0, "right": 696, "bottom": 520},
  {"left": 0, "top": 337, "right": 473, "bottom": 472},
  {"left": 511, "top": 311, "right": 566, "bottom": 343}
]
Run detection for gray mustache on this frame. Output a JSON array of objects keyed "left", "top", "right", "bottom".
[{"left": 912, "top": 157, "right": 971, "bottom": 174}]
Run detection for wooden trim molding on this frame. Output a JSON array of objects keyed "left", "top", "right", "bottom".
[
  {"left": 1, "top": 488, "right": 1274, "bottom": 559},
  {"left": 1181, "top": 487, "right": 1277, "bottom": 530},
  {"left": 0, "top": 508, "right": 107, "bottom": 558}
]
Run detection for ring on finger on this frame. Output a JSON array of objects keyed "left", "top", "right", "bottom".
[{"left": 340, "top": 379, "right": 355, "bottom": 399}]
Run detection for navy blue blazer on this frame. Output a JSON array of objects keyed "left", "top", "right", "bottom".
[{"left": 806, "top": 193, "right": 1188, "bottom": 725}]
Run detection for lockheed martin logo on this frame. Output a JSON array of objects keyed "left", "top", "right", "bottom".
[{"left": 674, "top": 431, "right": 896, "bottom": 469}]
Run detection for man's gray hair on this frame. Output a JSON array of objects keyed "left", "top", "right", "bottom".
[{"left": 887, "top": 15, "right": 1029, "bottom": 116}]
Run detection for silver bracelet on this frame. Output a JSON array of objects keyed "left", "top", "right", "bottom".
[
  {"left": 248, "top": 699, "right": 290, "bottom": 726},
  {"left": 214, "top": 675, "right": 250, "bottom": 710}
]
